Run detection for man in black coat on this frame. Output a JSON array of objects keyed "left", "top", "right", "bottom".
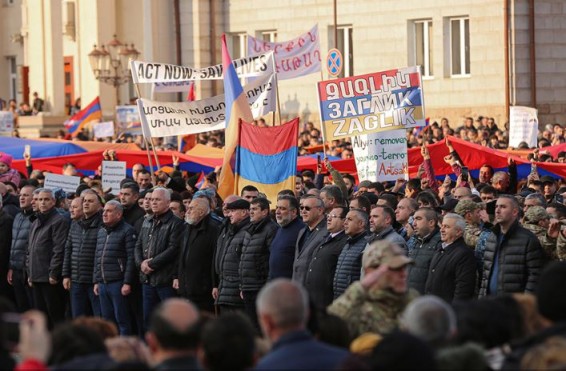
[
  {"left": 424, "top": 213, "right": 476, "bottom": 302},
  {"left": 239, "top": 197, "right": 278, "bottom": 324},
  {"left": 0, "top": 196, "right": 14, "bottom": 305},
  {"left": 27, "top": 188, "right": 70, "bottom": 327},
  {"left": 120, "top": 182, "right": 145, "bottom": 233},
  {"left": 174, "top": 198, "right": 221, "bottom": 312},
  {"left": 304, "top": 205, "right": 348, "bottom": 310}
]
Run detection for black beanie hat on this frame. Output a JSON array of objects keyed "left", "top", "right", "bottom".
[{"left": 536, "top": 262, "right": 566, "bottom": 322}]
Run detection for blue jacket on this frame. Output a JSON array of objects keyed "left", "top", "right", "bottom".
[
  {"left": 255, "top": 330, "right": 348, "bottom": 370},
  {"left": 269, "top": 217, "right": 305, "bottom": 280}
]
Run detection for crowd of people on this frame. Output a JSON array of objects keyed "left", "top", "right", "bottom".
[{"left": 0, "top": 110, "right": 565, "bottom": 369}]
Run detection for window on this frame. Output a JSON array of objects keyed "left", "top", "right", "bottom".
[
  {"left": 414, "top": 20, "right": 433, "bottom": 77},
  {"left": 8, "top": 57, "right": 17, "bottom": 100},
  {"left": 229, "top": 33, "right": 247, "bottom": 60},
  {"left": 450, "top": 17, "right": 470, "bottom": 76},
  {"left": 260, "top": 30, "right": 277, "bottom": 43},
  {"left": 336, "top": 26, "right": 353, "bottom": 78}
]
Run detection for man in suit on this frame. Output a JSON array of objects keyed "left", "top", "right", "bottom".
[
  {"left": 292, "top": 195, "right": 327, "bottom": 285},
  {"left": 255, "top": 279, "right": 349, "bottom": 370}
]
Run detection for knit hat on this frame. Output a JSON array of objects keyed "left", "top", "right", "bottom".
[
  {"left": 363, "top": 240, "right": 413, "bottom": 270},
  {"left": 0, "top": 153, "right": 13, "bottom": 168},
  {"left": 524, "top": 206, "right": 550, "bottom": 224},
  {"left": 454, "top": 199, "right": 481, "bottom": 217},
  {"left": 536, "top": 262, "right": 566, "bottom": 322}
]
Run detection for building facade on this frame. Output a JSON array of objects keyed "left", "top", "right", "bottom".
[{"left": 1, "top": 0, "right": 565, "bottom": 133}]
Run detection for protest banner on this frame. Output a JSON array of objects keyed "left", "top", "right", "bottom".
[
  {"left": 352, "top": 130, "right": 409, "bottom": 182},
  {"left": 0, "top": 112, "right": 14, "bottom": 133},
  {"left": 131, "top": 52, "right": 274, "bottom": 84},
  {"left": 138, "top": 73, "right": 276, "bottom": 138},
  {"left": 317, "top": 66, "right": 426, "bottom": 141},
  {"left": 44, "top": 173, "right": 81, "bottom": 194},
  {"left": 116, "top": 105, "right": 140, "bottom": 130},
  {"left": 509, "top": 106, "right": 538, "bottom": 148},
  {"left": 153, "top": 81, "right": 193, "bottom": 94},
  {"left": 93, "top": 121, "right": 115, "bottom": 138},
  {"left": 102, "top": 161, "right": 127, "bottom": 195},
  {"left": 247, "top": 25, "right": 321, "bottom": 80}
]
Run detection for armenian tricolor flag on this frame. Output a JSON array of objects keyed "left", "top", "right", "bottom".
[
  {"left": 235, "top": 118, "right": 299, "bottom": 204},
  {"left": 217, "top": 34, "right": 254, "bottom": 199},
  {"left": 65, "top": 97, "right": 102, "bottom": 137}
]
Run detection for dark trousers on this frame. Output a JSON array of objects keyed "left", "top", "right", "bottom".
[
  {"left": 185, "top": 295, "right": 214, "bottom": 314},
  {"left": 242, "top": 290, "right": 260, "bottom": 331},
  {"left": 32, "top": 282, "right": 66, "bottom": 328},
  {"left": 127, "top": 281, "right": 144, "bottom": 338},
  {"left": 142, "top": 284, "right": 176, "bottom": 332},
  {"left": 99, "top": 281, "right": 131, "bottom": 335},
  {"left": 70, "top": 282, "right": 101, "bottom": 318},
  {"left": 12, "top": 269, "right": 32, "bottom": 312}
]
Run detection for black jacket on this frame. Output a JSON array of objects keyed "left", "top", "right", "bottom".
[
  {"left": 135, "top": 210, "right": 185, "bottom": 286},
  {"left": 333, "top": 231, "right": 368, "bottom": 299},
  {"left": 94, "top": 219, "right": 136, "bottom": 284},
  {"left": 178, "top": 214, "right": 221, "bottom": 299},
  {"left": 9, "top": 209, "right": 35, "bottom": 270},
  {"left": 293, "top": 219, "right": 328, "bottom": 285},
  {"left": 239, "top": 216, "right": 279, "bottom": 291},
  {"left": 27, "top": 208, "right": 70, "bottom": 282},
  {"left": 62, "top": 212, "right": 103, "bottom": 284},
  {"left": 2, "top": 193, "right": 20, "bottom": 218},
  {"left": 217, "top": 217, "right": 251, "bottom": 307},
  {"left": 0, "top": 210, "right": 14, "bottom": 298},
  {"left": 479, "top": 220, "right": 545, "bottom": 296},
  {"left": 424, "top": 237, "right": 477, "bottom": 302},
  {"left": 304, "top": 231, "right": 348, "bottom": 310},
  {"left": 123, "top": 203, "right": 145, "bottom": 233},
  {"left": 407, "top": 228, "right": 442, "bottom": 294}
]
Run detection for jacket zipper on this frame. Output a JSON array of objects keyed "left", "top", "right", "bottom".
[{"left": 101, "top": 234, "right": 110, "bottom": 283}]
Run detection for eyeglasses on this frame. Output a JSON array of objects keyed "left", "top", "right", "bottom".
[
  {"left": 300, "top": 206, "right": 312, "bottom": 211},
  {"left": 327, "top": 214, "right": 343, "bottom": 219}
]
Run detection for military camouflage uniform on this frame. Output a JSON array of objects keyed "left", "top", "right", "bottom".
[
  {"left": 557, "top": 232, "right": 566, "bottom": 261},
  {"left": 327, "top": 282, "right": 418, "bottom": 338},
  {"left": 523, "top": 206, "right": 557, "bottom": 260}
]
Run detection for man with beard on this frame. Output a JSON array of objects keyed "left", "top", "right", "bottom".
[{"left": 174, "top": 198, "right": 220, "bottom": 312}]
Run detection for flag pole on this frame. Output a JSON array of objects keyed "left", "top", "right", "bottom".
[
  {"left": 317, "top": 69, "right": 328, "bottom": 159},
  {"left": 271, "top": 53, "right": 282, "bottom": 125}
]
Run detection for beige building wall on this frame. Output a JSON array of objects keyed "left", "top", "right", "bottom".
[{"left": 0, "top": 0, "right": 24, "bottom": 103}]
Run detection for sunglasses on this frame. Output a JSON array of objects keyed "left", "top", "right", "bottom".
[{"left": 300, "top": 206, "right": 312, "bottom": 211}]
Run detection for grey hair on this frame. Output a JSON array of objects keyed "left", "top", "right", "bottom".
[
  {"left": 256, "top": 278, "right": 309, "bottom": 330},
  {"left": 320, "top": 185, "right": 344, "bottom": 206},
  {"left": 300, "top": 194, "right": 324, "bottom": 209},
  {"left": 35, "top": 188, "right": 54, "bottom": 200},
  {"left": 400, "top": 295, "right": 457, "bottom": 347},
  {"left": 492, "top": 171, "right": 509, "bottom": 184},
  {"left": 105, "top": 199, "right": 124, "bottom": 213},
  {"left": 350, "top": 209, "right": 369, "bottom": 229},
  {"left": 192, "top": 197, "right": 210, "bottom": 214},
  {"left": 525, "top": 193, "right": 547, "bottom": 208},
  {"left": 152, "top": 187, "right": 171, "bottom": 201},
  {"left": 442, "top": 213, "right": 466, "bottom": 232}
]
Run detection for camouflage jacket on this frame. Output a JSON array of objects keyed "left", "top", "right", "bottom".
[
  {"left": 558, "top": 232, "right": 566, "bottom": 261},
  {"left": 523, "top": 223, "right": 557, "bottom": 260},
  {"left": 327, "top": 281, "right": 418, "bottom": 338}
]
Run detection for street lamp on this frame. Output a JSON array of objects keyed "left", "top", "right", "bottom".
[{"left": 88, "top": 34, "right": 140, "bottom": 104}]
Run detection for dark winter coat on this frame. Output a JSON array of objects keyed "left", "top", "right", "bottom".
[
  {"left": 178, "top": 214, "right": 221, "bottom": 299},
  {"left": 239, "top": 216, "right": 279, "bottom": 291},
  {"left": 292, "top": 218, "right": 328, "bottom": 285},
  {"left": 93, "top": 219, "right": 136, "bottom": 284},
  {"left": 333, "top": 231, "right": 368, "bottom": 299},
  {"left": 27, "top": 208, "right": 70, "bottom": 282},
  {"left": 217, "top": 217, "right": 250, "bottom": 307},
  {"left": 424, "top": 237, "right": 477, "bottom": 302},
  {"left": 407, "top": 228, "right": 442, "bottom": 294},
  {"left": 9, "top": 209, "right": 35, "bottom": 270},
  {"left": 62, "top": 212, "right": 103, "bottom": 284},
  {"left": 135, "top": 210, "right": 185, "bottom": 286},
  {"left": 479, "top": 220, "right": 545, "bottom": 296},
  {"left": 123, "top": 203, "right": 145, "bottom": 233},
  {"left": 269, "top": 217, "right": 305, "bottom": 280}
]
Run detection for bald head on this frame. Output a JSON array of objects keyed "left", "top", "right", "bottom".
[
  {"left": 256, "top": 279, "right": 309, "bottom": 331},
  {"left": 148, "top": 298, "right": 200, "bottom": 352}
]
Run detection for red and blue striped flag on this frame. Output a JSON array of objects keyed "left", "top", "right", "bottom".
[{"left": 64, "top": 97, "right": 102, "bottom": 137}]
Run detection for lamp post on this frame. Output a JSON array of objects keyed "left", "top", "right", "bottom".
[{"left": 88, "top": 35, "right": 140, "bottom": 105}]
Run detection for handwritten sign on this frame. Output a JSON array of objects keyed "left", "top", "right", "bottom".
[
  {"left": 102, "top": 161, "right": 127, "bottom": 195},
  {"left": 509, "top": 106, "right": 538, "bottom": 148}
]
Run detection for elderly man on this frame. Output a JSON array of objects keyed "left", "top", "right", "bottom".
[
  {"left": 329, "top": 240, "right": 417, "bottom": 338},
  {"left": 8, "top": 184, "right": 36, "bottom": 312},
  {"left": 293, "top": 195, "right": 327, "bottom": 285},
  {"left": 333, "top": 209, "right": 369, "bottom": 298},
  {"left": 62, "top": 189, "right": 103, "bottom": 318},
  {"left": 135, "top": 187, "right": 185, "bottom": 331},
  {"left": 368, "top": 205, "right": 407, "bottom": 250},
  {"left": 480, "top": 195, "right": 545, "bottom": 296},
  {"left": 27, "top": 188, "right": 70, "bottom": 327},
  {"left": 270, "top": 195, "right": 305, "bottom": 280},
  {"left": 239, "top": 197, "right": 278, "bottom": 323},
  {"left": 175, "top": 198, "right": 221, "bottom": 312},
  {"left": 94, "top": 200, "right": 136, "bottom": 335},
  {"left": 424, "top": 213, "right": 476, "bottom": 302},
  {"left": 255, "top": 279, "right": 348, "bottom": 370}
]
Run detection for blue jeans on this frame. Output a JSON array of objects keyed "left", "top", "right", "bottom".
[
  {"left": 142, "top": 284, "right": 176, "bottom": 332},
  {"left": 70, "top": 282, "right": 101, "bottom": 318},
  {"left": 99, "top": 281, "right": 131, "bottom": 335}
]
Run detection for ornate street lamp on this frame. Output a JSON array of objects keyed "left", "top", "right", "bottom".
[{"left": 88, "top": 35, "right": 140, "bottom": 104}]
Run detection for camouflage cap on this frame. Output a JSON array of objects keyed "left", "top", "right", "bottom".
[
  {"left": 362, "top": 240, "right": 413, "bottom": 270},
  {"left": 454, "top": 199, "right": 481, "bottom": 216},
  {"left": 524, "top": 206, "right": 550, "bottom": 224}
]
